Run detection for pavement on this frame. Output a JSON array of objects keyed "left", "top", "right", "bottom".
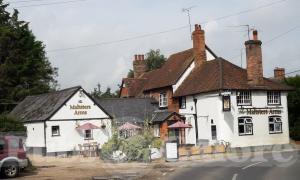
[{"left": 167, "top": 150, "right": 300, "bottom": 180}]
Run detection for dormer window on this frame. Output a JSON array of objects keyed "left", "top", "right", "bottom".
[
  {"left": 267, "top": 91, "right": 281, "bottom": 105},
  {"left": 159, "top": 92, "right": 167, "bottom": 108},
  {"left": 237, "top": 91, "right": 252, "bottom": 106}
]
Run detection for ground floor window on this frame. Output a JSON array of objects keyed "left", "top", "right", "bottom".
[
  {"left": 84, "top": 129, "right": 93, "bottom": 140},
  {"left": 211, "top": 125, "right": 217, "bottom": 140},
  {"left": 238, "top": 117, "right": 253, "bottom": 136},
  {"left": 51, "top": 126, "right": 60, "bottom": 136},
  {"left": 269, "top": 116, "right": 282, "bottom": 134}
]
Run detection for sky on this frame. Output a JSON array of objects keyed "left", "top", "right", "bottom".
[{"left": 4, "top": 0, "right": 300, "bottom": 92}]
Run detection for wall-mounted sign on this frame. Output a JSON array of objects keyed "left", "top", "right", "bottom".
[
  {"left": 238, "top": 108, "right": 282, "bottom": 115},
  {"left": 70, "top": 104, "right": 91, "bottom": 115},
  {"left": 222, "top": 96, "right": 231, "bottom": 111}
]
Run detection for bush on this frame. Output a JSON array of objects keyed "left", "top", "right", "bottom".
[
  {"left": 290, "top": 121, "right": 300, "bottom": 141},
  {"left": 121, "top": 135, "right": 151, "bottom": 161},
  {"left": 151, "top": 138, "right": 163, "bottom": 148},
  {"left": 100, "top": 134, "right": 124, "bottom": 160}
]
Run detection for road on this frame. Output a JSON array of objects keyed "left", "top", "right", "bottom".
[{"left": 168, "top": 150, "right": 300, "bottom": 180}]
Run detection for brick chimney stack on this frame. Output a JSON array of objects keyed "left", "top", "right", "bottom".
[
  {"left": 245, "top": 30, "right": 264, "bottom": 86},
  {"left": 274, "top": 67, "right": 285, "bottom": 81},
  {"left": 133, "top": 54, "right": 146, "bottom": 78},
  {"left": 192, "top": 24, "right": 207, "bottom": 67}
]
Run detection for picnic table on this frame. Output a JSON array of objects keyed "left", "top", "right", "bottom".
[{"left": 78, "top": 142, "right": 99, "bottom": 157}]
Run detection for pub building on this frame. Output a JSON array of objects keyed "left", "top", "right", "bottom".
[
  {"left": 120, "top": 25, "right": 294, "bottom": 148},
  {"left": 10, "top": 86, "right": 112, "bottom": 156}
]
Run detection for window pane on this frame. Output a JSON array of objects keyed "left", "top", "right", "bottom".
[
  {"left": 275, "top": 124, "right": 282, "bottom": 132},
  {"left": 245, "top": 124, "right": 252, "bottom": 134},
  {"left": 239, "top": 125, "right": 245, "bottom": 133},
  {"left": 238, "top": 119, "right": 244, "bottom": 124},
  {"left": 269, "top": 124, "right": 274, "bottom": 132}
]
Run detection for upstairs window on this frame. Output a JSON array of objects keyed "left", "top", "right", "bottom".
[
  {"left": 51, "top": 126, "right": 60, "bottom": 136},
  {"left": 179, "top": 97, "right": 186, "bottom": 109},
  {"left": 159, "top": 92, "right": 168, "bottom": 108},
  {"left": 237, "top": 91, "right": 252, "bottom": 106},
  {"left": 269, "top": 116, "right": 282, "bottom": 134},
  {"left": 238, "top": 117, "right": 253, "bottom": 136},
  {"left": 267, "top": 91, "right": 281, "bottom": 105}
]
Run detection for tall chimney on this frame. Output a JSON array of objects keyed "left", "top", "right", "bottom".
[
  {"left": 245, "top": 30, "right": 264, "bottom": 86},
  {"left": 274, "top": 67, "right": 285, "bottom": 81},
  {"left": 133, "top": 54, "right": 146, "bottom": 78},
  {"left": 192, "top": 24, "right": 206, "bottom": 67}
]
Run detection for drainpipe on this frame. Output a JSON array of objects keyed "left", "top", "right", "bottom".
[{"left": 193, "top": 97, "right": 199, "bottom": 145}]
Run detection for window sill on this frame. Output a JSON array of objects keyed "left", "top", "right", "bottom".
[
  {"left": 52, "top": 134, "right": 60, "bottom": 137},
  {"left": 84, "top": 138, "right": 94, "bottom": 140},
  {"left": 269, "top": 132, "right": 283, "bottom": 134},
  {"left": 238, "top": 133, "right": 253, "bottom": 136}
]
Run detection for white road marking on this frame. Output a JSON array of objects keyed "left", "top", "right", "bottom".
[
  {"left": 232, "top": 173, "right": 238, "bottom": 180},
  {"left": 242, "top": 162, "right": 263, "bottom": 170}
]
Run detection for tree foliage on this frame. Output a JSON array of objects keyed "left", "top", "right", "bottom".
[
  {"left": 0, "top": 1, "right": 57, "bottom": 112},
  {"left": 0, "top": 114, "right": 25, "bottom": 132},
  {"left": 284, "top": 75, "right": 300, "bottom": 140},
  {"left": 126, "top": 49, "right": 166, "bottom": 78},
  {"left": 90, "top": 83, "right": 119, "bottom": 98},
  {"left": 145, "top": 49, "right": 166, "bottom": 71}
]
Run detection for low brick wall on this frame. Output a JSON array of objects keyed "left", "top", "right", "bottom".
[{"left": 179, "top": 145, "right": 226, "bottom": 156}]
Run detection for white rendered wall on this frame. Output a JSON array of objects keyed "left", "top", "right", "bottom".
[
  {"left": 45, "top": 119, "right": 111, "bottom": 153},
  {"left": 24, "top": 122, "right": 45, "bottom": 147},
  {"left": 231, "top": 91, "right": 290, "bottom": 147},
  {"left": 50, "top": 90, "right": 109, "bottom": 120}
]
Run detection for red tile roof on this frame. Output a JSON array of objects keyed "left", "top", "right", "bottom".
[{"left": 173, "top": 58, "right": 294, "bottom": 97}]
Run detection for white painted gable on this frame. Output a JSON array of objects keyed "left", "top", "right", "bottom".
[{"left": 50, "top": 89, "right": 110, "bottom": 120}]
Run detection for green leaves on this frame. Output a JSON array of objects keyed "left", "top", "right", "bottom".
[
  {"left": 0, "top": 1, "right": 57, "bottom": 113},
  {"left": 0, "top": 114, "right": 26, "bottom": 132},
  {"left": 145, "top": 49, "right": 166, "bottom": 71}
]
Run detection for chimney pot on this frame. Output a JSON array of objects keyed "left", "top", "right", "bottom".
[
  {"left": 253, "top": 30, "right": 258, "bottom": 40},
  {"left": 133, "top": 53, "right": 146, "bottom": 78},
  {"left": 134, "top": 54, "right": 138, "bottom": 61},
  {"left": 141, "top": 54, "right": 144, "bottom": 60}
]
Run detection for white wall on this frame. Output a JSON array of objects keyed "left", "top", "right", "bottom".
[
  {"left": 50, "top": 90, "right": 109, "bottom": 120},
  {"left": 231, "top": 91, "right": 290, "bottom": 147},
  {"left": 179, "top": 91, "right": 289, "bottom": 148},
  {"left": 45, "top": 119, "right": 111, "bottom": 153},
  {"left": 24, "top": 122, "right": 45, "bottom": 147}
]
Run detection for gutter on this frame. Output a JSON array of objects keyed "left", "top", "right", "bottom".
[{"left": 193, "top": 97, "right": 199, "bottom": 144}]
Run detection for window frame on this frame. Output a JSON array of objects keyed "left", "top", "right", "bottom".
[
  {"left": 84, "top": 129, "right": 93, "bottom": 140},
  {"left": 179, "top": 96, "right": 186, "bottom": 109},
  {"left": 269, "top": 116, "right": 283, "bottom": 134},
  {"left": 236, "top": 91, "right": 252, "bottom": 106},
  {"left": 238, "top": 117, "right": 253, "bottom": 136},
  {"left": 159, "top": 92, "right": 168, "bottom": 108},
  {"left": 51, "top": 126, "right": 60, "bottom": 137},
  {"left": 267, "top": 91, "right": 281, "bottom": 106}
]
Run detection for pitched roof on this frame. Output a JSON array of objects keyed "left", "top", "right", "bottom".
[
  {"left": 173, "top": 58, "right": 294, "bottom": 97},
  {"left": 96, "top": 98, "right": 158, "bottom": 124},
  {"left": 143, "top": 48, "right": 195, "bottom": 91},
  {"left": 10, "top": 86, "right": 81, "bottom": 122}
]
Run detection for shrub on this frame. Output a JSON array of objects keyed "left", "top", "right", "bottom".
[
  {"left": 0, "top": 114, "right": 26, "bottom": 132},
  {"left": 151, "top": 138, "right": 164, "bottom": 148}
]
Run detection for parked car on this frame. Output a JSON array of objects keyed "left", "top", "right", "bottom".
[{"left": 0, "top": 135, "right": 28, "bottom": 178}]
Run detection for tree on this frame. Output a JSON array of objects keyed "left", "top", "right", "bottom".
[
  {"left": 0, "top": 1, "right": 57, "bottom": 113},
  {"left": 284, "top": 75, "right": 300, "bottom": 140},
  {"left": 90, "top": 83, "right": 119, "bottom": 98},
  {"left": 0, "top": 114, "right": 26, "bottom": 133},
  {"left": 145, "top": 49, "right": 166, "bottom": 71},
  {"left": 126, "top": 49, "right": 166, "bottom": 78}
]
